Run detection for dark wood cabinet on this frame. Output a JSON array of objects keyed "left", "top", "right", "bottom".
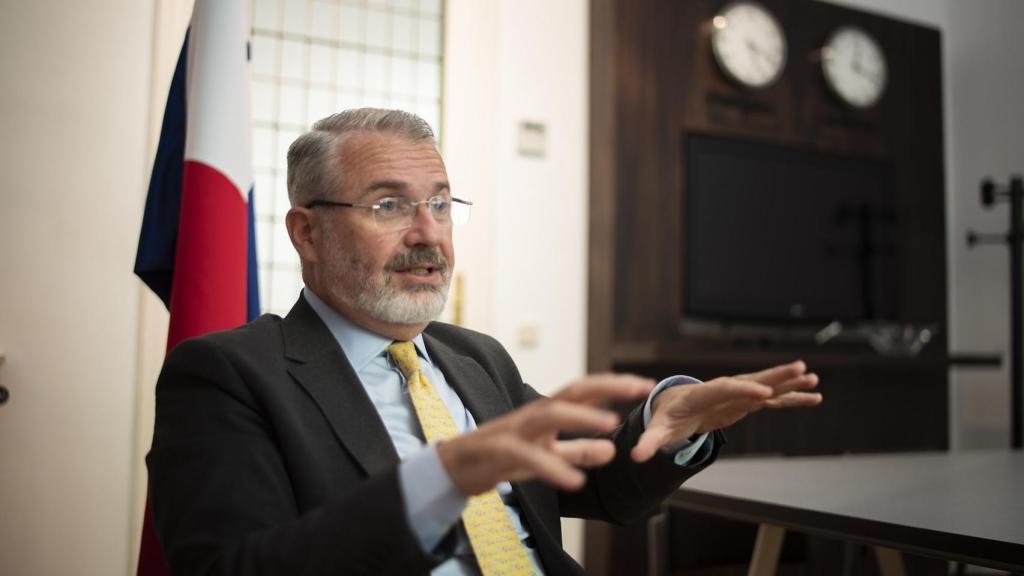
[{"left": 586, "top": 0, "right": 947, "bottom": 573}]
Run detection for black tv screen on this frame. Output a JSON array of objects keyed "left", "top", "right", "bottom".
[{"left": 682, "top": 134, "right": 901, "bottom": 325}]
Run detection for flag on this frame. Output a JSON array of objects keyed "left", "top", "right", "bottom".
[{"left": 133, "top": 0, "right": 259, "bottom": 573}]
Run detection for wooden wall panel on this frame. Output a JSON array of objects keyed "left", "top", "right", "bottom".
[{"left": 603, "top": 0, "right": 947, "bottom": 350}]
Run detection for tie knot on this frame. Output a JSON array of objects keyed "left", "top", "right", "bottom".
[{"left": 387, "top": 341, "right": 421, "bottom": 379}]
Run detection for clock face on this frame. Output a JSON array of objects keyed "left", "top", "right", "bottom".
[
  {"left": 710, "top": 1, "right": 788, "bottom": 89},
  {"left": 822, "top": 26, "right": 888, "bottom": 108}
]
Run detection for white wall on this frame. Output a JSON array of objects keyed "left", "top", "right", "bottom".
[
  {"left": 0, "top": 1, "right": 154, "bottom": 575},
  {"left": 444, "top": 0, "right": 500, "bottom": 332},
  {"left": 129, "top": 1, "right": 194, "bottom": 569},
  {"left": 944, "top": 0, "right": 1024, "bottom": 449},
  {"left": 444, "top": 0, "right": 590, "bottom": 561},
  {"left": 825, "top": 0, "right": 948, "bottom": 28}
]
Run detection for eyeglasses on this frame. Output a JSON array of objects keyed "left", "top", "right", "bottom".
[{"left": 305, "top": 195, "right": 473, "bottom": 229}]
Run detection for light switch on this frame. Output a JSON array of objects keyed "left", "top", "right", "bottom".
[
  {"left": 518, "top": 323, "right": 540, "bottom": 349},
  {"left": 518, "top": 121, "right": 546, "bottom": 158}
]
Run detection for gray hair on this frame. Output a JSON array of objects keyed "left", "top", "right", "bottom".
[{"left": 286, "top": 108, "right": 437, "bottom": 207}]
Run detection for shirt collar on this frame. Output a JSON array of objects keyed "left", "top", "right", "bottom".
[{"left": 303, "top": 287, "right": 431, "bottom": 371}]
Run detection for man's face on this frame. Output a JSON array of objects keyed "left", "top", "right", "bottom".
[{"left": 314, "top": 131, "right": 455, "bottom": 334}]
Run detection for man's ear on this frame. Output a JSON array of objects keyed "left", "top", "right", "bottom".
[{"left": 285, "top": 207, "right": 320, "bottom": 264}]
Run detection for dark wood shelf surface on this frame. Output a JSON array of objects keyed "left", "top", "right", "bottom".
[{"left": 610, "top": 342, "right": 1001, "bottom": 370}]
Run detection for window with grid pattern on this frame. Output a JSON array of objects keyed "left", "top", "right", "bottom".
[{"left": 250, "top": 0, "right": 444, "bottom": 315}]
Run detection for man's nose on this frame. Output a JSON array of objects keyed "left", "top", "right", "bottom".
[{"left": 404, "top": 203, "right": 443, "bottom": 245}]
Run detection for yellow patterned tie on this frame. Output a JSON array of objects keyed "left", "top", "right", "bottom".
[{"left": 388, "top": 341, "right": 535, "bottom": 576}]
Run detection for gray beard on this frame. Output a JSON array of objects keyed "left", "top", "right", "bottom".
[
  {"left": 325, "top": 244, "right": 451, "bottom": 325},
  {"left": 353, "top": 272, "right": 449, "bottom": 324}
]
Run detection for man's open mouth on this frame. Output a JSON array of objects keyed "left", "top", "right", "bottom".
[
  {"left": 388, "top": 247, "right": 449, "bottom": 279},
  {"left": 396, "top": 264, "right": 441, "bottom": 276}
]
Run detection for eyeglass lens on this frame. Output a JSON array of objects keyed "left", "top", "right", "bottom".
[{"left": 372, "top": 196, "right": 471, "bottom": 228}]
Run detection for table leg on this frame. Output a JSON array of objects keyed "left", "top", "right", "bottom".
[
  {"left": 874, "top": 546, "right": 907, "bottom": 576},
  {"left": 646, "top": 510, "right": 668, "bottom": 576},
  {"left": 747, "top": 523, "right": 786, "bottom": 576}
]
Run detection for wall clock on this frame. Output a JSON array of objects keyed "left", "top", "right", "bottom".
[
  {"left": 710, "top": 1, "right": 788, "bottom": 89},
  {"left": 822, "top": 26, "right": 888, "bottom": 108}
]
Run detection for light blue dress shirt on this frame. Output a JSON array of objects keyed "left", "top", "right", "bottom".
[{"left": 303, "top": 288, "right": 710, "bottom": 575}]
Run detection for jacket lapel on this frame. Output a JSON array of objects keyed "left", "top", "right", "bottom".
[
  {"left": 281, "top": 295, "right": 400, "bottom": 477},
  {"left": 423, "top": 332, "right": 514, "bottom": 425},
  {"left": 280, "top": 299, "right": 517, "bottom": 477}
]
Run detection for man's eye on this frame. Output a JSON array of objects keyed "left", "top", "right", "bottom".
[
  {"left": 376, "top": 198, "right": 401, "bottom": 213},
  {"left": 429, "top": 197, "right": 451, "bottom": 213}
]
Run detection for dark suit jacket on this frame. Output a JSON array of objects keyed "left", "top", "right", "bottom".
[{"left": 147, "top": 295, "right": 721, "bottom": 575}]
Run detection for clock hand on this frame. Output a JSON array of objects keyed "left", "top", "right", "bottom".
[
  {"left": 745, "top": 38, "right": 778, "bottom": 67},
  {"left": 852, "top": 62, "right": 880, "bottom": 86}
]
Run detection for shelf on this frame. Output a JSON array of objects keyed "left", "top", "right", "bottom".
[
  {"left": 947, "top": 353, "right": 1003, "bottom": 367},
  {"left": 610, "top": 341, "right": 1001, "bottom": 370}
]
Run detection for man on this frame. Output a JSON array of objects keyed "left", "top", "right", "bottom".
[{"left": 147, "top": 108, "right": 821, "bottom": 576}]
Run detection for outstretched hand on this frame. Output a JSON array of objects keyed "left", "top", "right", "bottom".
[
  {"left": 631, "top": 361, "right": 822, "bottom": 463},
  {"left": 437, "top": 374, "right": 654, "bottom": 497}
]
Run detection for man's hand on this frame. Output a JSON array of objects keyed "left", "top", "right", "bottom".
[
  {"left": 631, "top": 361, "right": 823, "bottom": 463},
  {"left": 436, "top": 374, "right": 655, "bottom": 497}
]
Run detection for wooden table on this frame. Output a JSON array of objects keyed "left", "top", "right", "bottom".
[{"left": 655, "top": 451, "right": 1024, "bottom": 575}]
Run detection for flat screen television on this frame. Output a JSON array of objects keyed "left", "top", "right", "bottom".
[{"left": 682, "top": 134, "right": 902, "bottom": 326}]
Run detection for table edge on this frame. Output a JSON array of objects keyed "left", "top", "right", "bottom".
[{"left": 667, "top": 488, "right": 1024, "bottom": 572}]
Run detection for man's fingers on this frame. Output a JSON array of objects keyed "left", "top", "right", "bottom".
[
  {"left": 737, "top": 360, "right": 806, "bottom": 385},
  {"left": 552, "top": 439, "right": 616, "bottom": 468},
  {"left": 499, "top": 438, "right": 588, "bottom": 491},
  {"left": 630, "top": 425, "right": 671, "bottom": 463},
  {"left": 518, "top": 400, "right": 620, "bottom": 438},
  {"left": 764, "top": 391, "right": 823, "bottom": 408},
  {"left": 688, "top": 378, "right": 773, "bottom": 410},
  {"left": 768, "top": 372, "right": 820, "bottom": 397},
  {"left": 552, "top": 373, "right": 655, "bottom": 406}
]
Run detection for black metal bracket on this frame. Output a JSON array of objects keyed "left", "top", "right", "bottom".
[{"left": 0, "top": 353, "right": 6, "bottom": 406}]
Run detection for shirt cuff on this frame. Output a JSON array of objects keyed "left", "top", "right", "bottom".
[
  {"left": 399, "top": 444, "right": 468, "bottom": 553},
  {"left": 642, "top": 375, "right": 710, "bottom": 466}
]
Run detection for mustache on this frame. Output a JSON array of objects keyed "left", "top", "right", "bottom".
[{"left": 385, "top": 246, "right": 449, "bottom": 273}]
